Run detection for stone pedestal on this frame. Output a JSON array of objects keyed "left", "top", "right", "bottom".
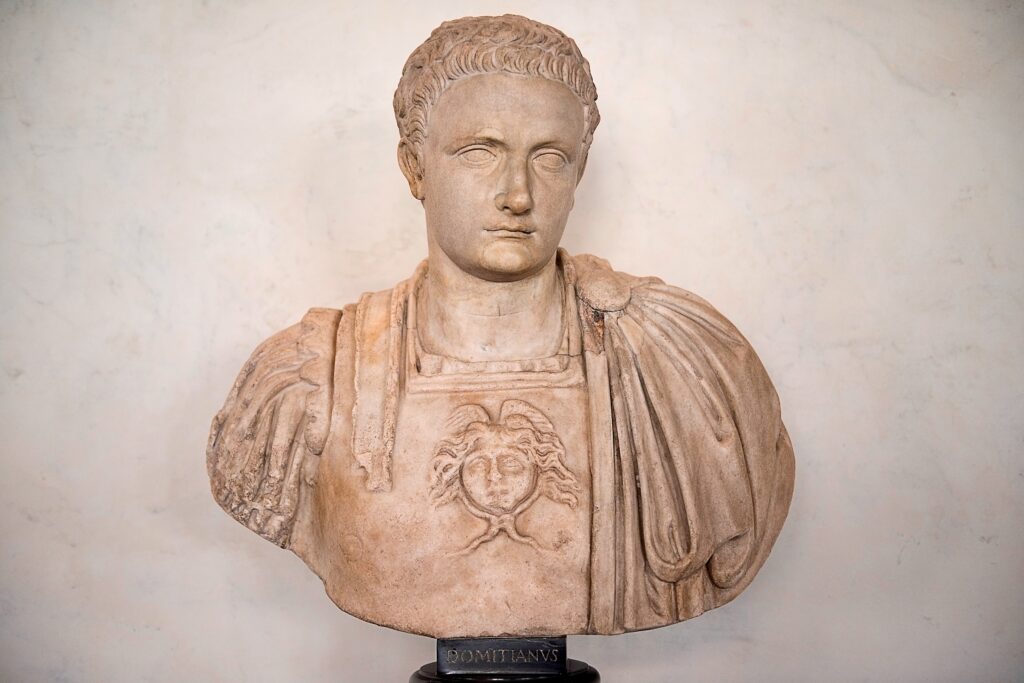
[{"left": 410, "top": 659, "right": 599, "bottom": 683}]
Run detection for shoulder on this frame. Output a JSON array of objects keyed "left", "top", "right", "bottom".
[
  {"left": 569, "top": 252, "right": 731, "bottom": 319},
  {"left": 568, "top": 251, "right": 753, "bottom": 359},
  {"left": 211, "top": 307, "right": 343, "bottom": 450},
  {"left": 206, "top": 307, "right": 343, "bottom": 546},
  {"left": 568, "top": 253, "right": 644, "bottom": 312}
]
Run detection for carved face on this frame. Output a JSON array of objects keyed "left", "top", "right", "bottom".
[
  {"left": 418, "top": 72, "right": 586, "bottom": 282},
  {"left": 460, "top": 435, "right": 538, "bottom": 514}
]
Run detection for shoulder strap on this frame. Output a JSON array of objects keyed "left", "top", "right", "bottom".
[{"left": 351, "top": 278, "right": 414, "bottom": 492}]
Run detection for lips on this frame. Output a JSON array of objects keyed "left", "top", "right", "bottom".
[{"left": 484, "top": 225, "right": 535, "bottom": 237}]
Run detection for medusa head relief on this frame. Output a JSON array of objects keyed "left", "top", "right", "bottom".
[{"left": 429, "top": 400, "right": 583, "bottom": 554}]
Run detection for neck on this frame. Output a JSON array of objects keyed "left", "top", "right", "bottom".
[{"left": 418, "top": 248, "right": 564, "bottom": 362}]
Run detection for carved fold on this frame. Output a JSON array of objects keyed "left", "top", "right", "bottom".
[{"left": 207, "top": 308, "right": 341, "bottom": 547}]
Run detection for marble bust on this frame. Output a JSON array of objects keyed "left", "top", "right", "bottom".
[{"left": 207, "top": 14, "right": 795, "bottom": 638}]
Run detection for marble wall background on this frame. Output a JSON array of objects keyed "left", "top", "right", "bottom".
[{"left": 1, "top": 2, "right": 1021, "bottom": 681}]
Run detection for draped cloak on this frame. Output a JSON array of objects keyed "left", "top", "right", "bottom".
[{"left": 207, "top": 251, "right": 795, "bottom": 635}]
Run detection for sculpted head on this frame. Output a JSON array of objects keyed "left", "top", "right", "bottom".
[
  {"left": 430, "top": 401, "right": 582, "bottom": 521},
  {"left": 393, "top": 15, "right": 600, "bottom": 282},
  {"left": 452, "top": 423, "right": 539, "bottom": 515}
]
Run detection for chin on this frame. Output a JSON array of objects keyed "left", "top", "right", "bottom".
[{"left": 474, "top": 241, "right": 548, "bottom": 281}]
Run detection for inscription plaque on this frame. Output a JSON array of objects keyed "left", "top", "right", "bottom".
[
  {"left": 437, "top": 637, "right": 567, "bottom": 675},
  {"left": 410, "top": 661, "right": 599, "bottom": 683}
]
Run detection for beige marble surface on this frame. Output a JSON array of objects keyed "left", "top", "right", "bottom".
[{"left": 1, "top": 1, "right": 1022, "bottom": 681}]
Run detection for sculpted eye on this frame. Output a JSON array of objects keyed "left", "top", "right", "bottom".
[
  {"left": 499, "top": 455, "right": 524, "bottom": 473},
  {"left": 458, "top": 147, "right": 496, "bottom": 166},
  {"left": 533, "top": 151, "right": 567, "bottom": 171}
]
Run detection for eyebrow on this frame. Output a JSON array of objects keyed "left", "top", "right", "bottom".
[
  {"left": 530, "top": 139, "right": 575, "bottom": 156},
  {"left": 473, "top": 128, "right": 505, "bottom": 141},
  {"left": 447, "top": 133, "right": 506, "bottom": 151},
  {"left": 446, "top": 136, "right": 578, "bottom": 159}
]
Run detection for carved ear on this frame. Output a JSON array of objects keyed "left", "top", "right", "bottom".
[
  {"left": 570, "top": 151, "right": 589, "bottom": 212},
  {"left": 576, "top": 150, "right": 589, "bottom": 186},
  {"left": 397, "top": 141, "right": 424, "bottom": 200}
]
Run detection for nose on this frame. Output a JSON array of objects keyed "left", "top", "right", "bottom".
[
  {"left": 494, "top": 159, "right": 533, "bottom": 215},
  {"left": 487, "top": 463, "right": 503, "bottom": 484}
]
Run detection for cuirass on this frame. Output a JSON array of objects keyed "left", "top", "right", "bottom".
[{"left": 305, "top": 305, "right": 593, "bottom": 636}]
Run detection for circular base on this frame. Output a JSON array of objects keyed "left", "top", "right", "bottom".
[{"left": 410, "top": 659, "right": 599, "bottom": 682}]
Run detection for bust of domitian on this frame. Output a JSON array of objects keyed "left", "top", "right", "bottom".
[{"left": 207, "top": 14, "right": 795, "bottom": 637}]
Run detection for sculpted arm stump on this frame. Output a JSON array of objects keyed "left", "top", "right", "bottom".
[{"left": 207, "top": 308, "right": 340, "bottom": 547}]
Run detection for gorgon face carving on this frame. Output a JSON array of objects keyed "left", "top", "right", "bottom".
[
  {"left": 461, "top": 437, "right": 538, "bottom": 515},
  {"left": 429, "top": 400, "right": 581, "bottom": 553}
]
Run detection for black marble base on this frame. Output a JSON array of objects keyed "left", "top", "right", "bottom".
[{"left": 409, "top": 659, "right": 600, "bottom": 682}]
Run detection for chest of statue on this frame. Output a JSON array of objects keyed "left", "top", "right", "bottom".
[
  {"left": 211, "top": 260, "right": 795, "bottom": 639},
  {"left": 306, "top": 309, "right": 593, "bottom": 637}
]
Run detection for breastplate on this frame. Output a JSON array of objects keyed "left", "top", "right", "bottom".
[{"left": 311, "top": 315, "right": 592, "bottom": 637}]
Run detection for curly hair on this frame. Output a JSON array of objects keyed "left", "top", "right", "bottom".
[{"left": 393, "top": 14, "right": 600, "bottom": 167}]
